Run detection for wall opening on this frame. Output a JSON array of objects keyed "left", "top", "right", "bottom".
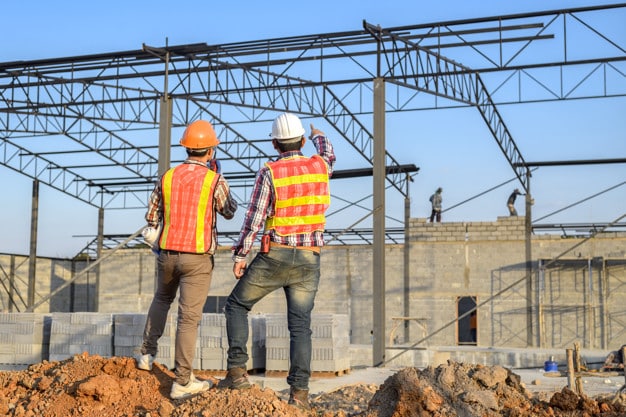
[{"left": 457, "top": 296, "right": 477, "bottom": 346}]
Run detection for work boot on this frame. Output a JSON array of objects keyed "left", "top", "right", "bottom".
[
  {"left": 288, "top": 386, "right": 310, "bottom": 410},
  {"left": 170, "top": 374, "right": 212, "bottom": 400},
  {"left": 135, "top": 353, "right": 155, "bottom": 371},
  {"left": 217, "top": 367, "right": 252, "bottom": 389}
]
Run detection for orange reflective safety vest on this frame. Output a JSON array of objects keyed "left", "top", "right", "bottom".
[
  {"left": 265, "top": 154, "right": 330, "bottom": 236},
  {"left": 158, "top": 164, "right": 219, "bottom": 253}
]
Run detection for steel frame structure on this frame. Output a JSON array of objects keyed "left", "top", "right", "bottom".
[
  {"left": 0, "top": 3, "right": 624, "bottom": 362},
  {"left": 1, "top": 4, "right": 624, "bottom": 219}
]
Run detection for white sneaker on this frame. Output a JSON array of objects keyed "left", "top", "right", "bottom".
[
  {"left": 135, "top": 353, "right": 155, "bottom": 371},
  {"left": 170, "top": 376, "right": 213, "bottom": 399}
]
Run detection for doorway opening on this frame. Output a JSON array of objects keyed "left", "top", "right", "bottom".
[{"left": 457, "top": 296, "right": 477, "bottom": 346}]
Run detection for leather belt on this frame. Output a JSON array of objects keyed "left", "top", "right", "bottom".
[
  {"left": 269, "top": 242, "right": 321, "bottom": 253},
  {"left": 162, "top": 249, "right": 208, "bottom": 256}
]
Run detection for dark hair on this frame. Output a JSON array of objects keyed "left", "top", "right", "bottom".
[
  {"left": 274, "top": 139, "right": 302, "bottom": 153},
  {"left": 186, "top": 148, "right": 211, "bottom": 157}
]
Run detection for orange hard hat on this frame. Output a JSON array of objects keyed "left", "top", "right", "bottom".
[{"left": 179, "top": 120, "right": 219, "bottom": 149}]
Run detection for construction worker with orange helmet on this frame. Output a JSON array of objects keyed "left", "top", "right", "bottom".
[
  {"left": 136, "top": 119, "right": 238, "bottom": 399},
  {"left": 219, "top": 112, "right": 336, "bottom": 411}
]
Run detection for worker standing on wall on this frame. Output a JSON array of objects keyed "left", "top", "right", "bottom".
[
  {"left": 429, "top": 187, "right": 443, "bottom": 222},
  {"left": 220, "top": 113, "right": 336, "bottom": 411},
  {"left": 507, "top": 188, "right": 523, "bottom": 216},
  {"left": 136, "top": 120, "right": 238, "bottom": 400}
]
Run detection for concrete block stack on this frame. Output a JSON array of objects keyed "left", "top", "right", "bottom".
[
  {"left": 250, "top": 314, "right": 266, "bottom": 371},
  {"left": 110, "top": 312, "right": 259, "bottom": 371},
  {"left": 113, "top": 313, "right": 177, "bottom": 369},
  {"left": 265, "top": 313, "right": 351, "bottom": 373},
  {"left": 198, "top": 313, "right": 256, "bottom": 371},
  {"left": 198, "top": 313, "right": 227, "bottom": 370},
  {"left": 264, "top": 314, "right": 290, "bottom": 372},
  {"left": 0, "top": 313, "right": 47, "bottom": 370},
  {"left": 311, "top": 314, "right": 351, "bottom": 372},
  {"left": 49, "top": 313, "right": 113, "bottom": 362},
  {"left": 0, "top": 312, "right": 351, "bottom": 373}
]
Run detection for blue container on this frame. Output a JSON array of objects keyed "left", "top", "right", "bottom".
[{"left": 544, "top": 360, "right": 558, "bottom": 372}]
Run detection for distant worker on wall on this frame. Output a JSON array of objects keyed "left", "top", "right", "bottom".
[
  {"left": 429, "top": 187, "right": 443, "bottom": 222},
  {"left": 220, "top": 113, "right": 336, "bottom": 411},
  {"left": 136, "top": 120, "right": 238, "bottom": 400},
  {"left": 507, "top": 188, "right": 524, "bottom": 216}
]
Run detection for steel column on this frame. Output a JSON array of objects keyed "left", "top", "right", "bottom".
[
  {"left": 403, "top": 174, "right": 411, "bottom": 343},
  {"left": 95, "top": 207, "right": 104, "bottom": 312},
  {"left": 158, "top": 96, "right": 173, "bottom": 176},
  {"left": 525, "top": 169, "right": 533, "bottom": 346},
  {"left": 372, "top": 77, "right": 386, "bottom": 366},
  {"left": 28, "top": 180, "right": 39, "bottom": 309}
]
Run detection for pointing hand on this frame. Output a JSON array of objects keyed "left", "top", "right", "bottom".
[{"left": 309, "top": 124, "right": 324, "bottom": 140}]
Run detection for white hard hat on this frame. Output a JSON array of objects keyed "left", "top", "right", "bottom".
[{"left": 270, "top": 113, "right": 305, "bottom": 143}]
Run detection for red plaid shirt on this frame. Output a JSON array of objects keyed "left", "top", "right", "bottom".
[{"left": 232, "top": 134, "right": 335, "bottom": 262}]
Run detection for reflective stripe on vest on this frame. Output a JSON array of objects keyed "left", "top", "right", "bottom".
[
  {"left": 265, "top": 154, "right": 330, "bottom": 236},
  {"left": 159, "top": 165, "right": 218, "bottom": 253}
]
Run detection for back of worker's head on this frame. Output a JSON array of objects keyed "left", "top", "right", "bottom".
[
  {"left": 180, "top": 120, "right": 219, "bottom": 156},
  {"left": 271, "top": 113, "right": 305, "bottom": 152}
]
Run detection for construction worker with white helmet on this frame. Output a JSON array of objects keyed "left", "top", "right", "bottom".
[
  {"left": 136, "top": 119, "right": 238, "bottom": 399},
  {"left": 220, "top": 112, "right": 336, "bottom": 411}
]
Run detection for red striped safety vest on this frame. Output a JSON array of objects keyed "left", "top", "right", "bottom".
[
  {"left": 265, "top": 154, "right": 330, "bottom": 236},
  {"left": 158, "top": 164, "right": 218, "bottom": 253}
]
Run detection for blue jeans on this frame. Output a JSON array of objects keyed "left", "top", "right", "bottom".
[{"left": 224, "top": 247, "right": 320, "bottom": 390}]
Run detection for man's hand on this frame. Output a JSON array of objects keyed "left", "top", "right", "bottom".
[
  {"left": 208, "top": 159, "right": 221, "bottom": 174},
  {"left": 309, "top": 124, "right": 324, "bottom": 140},
  {"left": 233, "top": 261, "right": 247, "bottom": 279}
]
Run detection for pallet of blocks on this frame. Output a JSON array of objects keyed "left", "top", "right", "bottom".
[
  {"left": 198, "top": 313, "right": 256, "bottom": 372},
  {"left": 264, "top": 313, "right": 351, "bottom": 376},
  {"left": 113, "top": 313, "right": 177, "bottom": 369},
  {"left": 0, "top": 313, "right": 48, "bottom": 370},
  {"left": 49, "top": 313, "right": 112, "bottom": 362}
]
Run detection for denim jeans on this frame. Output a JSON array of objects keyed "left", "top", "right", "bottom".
[
  {"left": 141, "top": 251, "right": 214, "bottom": 385},
  {"left": 224, "top": 246, "right": 320, "bottom": 390}
]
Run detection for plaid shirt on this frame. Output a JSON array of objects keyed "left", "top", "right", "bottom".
[
  {"left": 145, "top": 159, "right": 238, "bottom": 253},
  {"left": 232, "top": 134, "right": 336, "bottom": 262}
]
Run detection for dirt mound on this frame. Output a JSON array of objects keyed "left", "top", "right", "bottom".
[
  {"left": 365, "top": 362, "right": 625, "bottom": 417},
  {"left": 0, "top": 353, "right": 624, "bottom": 416}
]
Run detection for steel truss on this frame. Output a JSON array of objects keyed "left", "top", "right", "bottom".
[{"left": 0, "top": 4, "right": 624, "bottom": 218}]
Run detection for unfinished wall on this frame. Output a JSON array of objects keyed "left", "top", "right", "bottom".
[
  {"left": 0, "top": 255, "right": 94, "bottom": 313},
  {"left": 2, "top": 216, "right": 624, "bottom": 350},
  {"left": 407, "top": 217, "right": 626, "bottom": 350}
]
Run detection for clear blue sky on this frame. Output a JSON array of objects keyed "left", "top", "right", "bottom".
[{"left": 1, "top": 0, "right": 624, "bottom": 257}]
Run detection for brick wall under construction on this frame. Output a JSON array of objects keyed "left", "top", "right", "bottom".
[{"left": 1, "top": 216, "right": 625, "bottom": 351}]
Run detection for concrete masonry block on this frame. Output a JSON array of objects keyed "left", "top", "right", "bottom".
[
  {"left": 68, "top": 312, "right": 113, "bottom": 325},
  {"left": 153, "top": 345, "right": 175, "bottom": 369},
  {"left": 0, "top": 314, "right": 47, "bottom": 360},
  {"left": 198, "top": 335, "right": 224, "bottom": 349},
  {"left": 49, "top": 313, "right": 113, "bottom": 361},
  {"left": 312, "top": 357, "right": 351, "bottom": 372},
  {"left": 265, "top": 359, "right": 289, "bottom": 371},
  {"left": 265, "top": 337, "right": 289, "bottom": 349},
  {"left": 202, "top": 357, "right": 227, "bottom": 371},
  {"left": 311, "top": 346, "right": 350, "bottom": 361}
]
